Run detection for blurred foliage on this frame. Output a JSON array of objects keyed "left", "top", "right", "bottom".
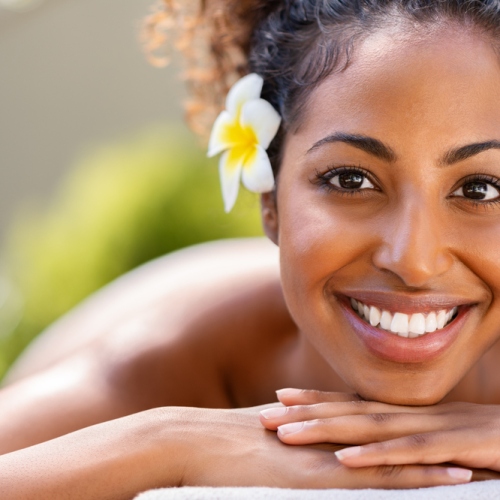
[{"left": 0, "top": 124, "right": 263, "bottom": 380}]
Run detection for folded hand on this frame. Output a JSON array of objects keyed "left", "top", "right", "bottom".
[{"left": 259, "top": 389, "right": 500, "bottom": 481}]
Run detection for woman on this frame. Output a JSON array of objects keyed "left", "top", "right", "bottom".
[{"left": 2, "top": 0, "right": 500, "bottom": 496}]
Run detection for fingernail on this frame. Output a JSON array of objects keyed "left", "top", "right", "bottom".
[
  {"left": 260, "top": 407, "right": 288, "bottom": 419},
  {"left": 447, "top": 468, "right": 473, "bottom": 482},
  {"left": 276, "top": 388, "right": 303, "bottom": 398},
  {"left": 335, "top": 446, "right": 363, "bottom": 460},
  {"left": 278, "top": 422, "right": 305, "bottom": 435}
]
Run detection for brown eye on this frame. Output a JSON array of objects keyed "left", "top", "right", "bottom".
[
  {"left": 330, "top": 172, "right": 375, "bottom": 190},
  {"left": 453, "top": 181, "right": 500, "bottom": 201}
]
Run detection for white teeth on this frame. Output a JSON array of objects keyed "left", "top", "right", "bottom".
[
  {"left": 408, "top": 313, "right": 426, "bottom": 336},
  {"left": 369, "top": 306, "right": 381, "bottom": 327},
  {"left": 380, "top": 310, "right": 392, "bottom": 330},
  {"left": 391, "top": 313, "right": 409, "bottom": 337},
  {"left": 425, "top": 312, "right": 437, "bottom": 333},
  {"left": 436, "top": 310, "right": 447, "bottom": 329},
  {"left": 363, "top": 304, "right": 370, "bottom": 320},
  {"left": 350, "top": 299, "right": 459, "bottom": 338}
]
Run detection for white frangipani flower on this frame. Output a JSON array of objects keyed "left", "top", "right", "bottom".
[{"left": 207, "top": 73, "right": 282, "bottom": 213}]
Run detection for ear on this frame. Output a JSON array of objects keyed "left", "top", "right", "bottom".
[{"left": 261, "top": 192, "right": 279, "bottom": 245}]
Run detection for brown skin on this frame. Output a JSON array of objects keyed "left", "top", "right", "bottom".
[
  {"left": 268, "top": 24, "right": 500, "bottom": 407},
  {"left": 259, "top": 24, "right": 500, "bottom": 473},
  {"left": 2, "top": 23, "right": 500, "bottom": 497}
]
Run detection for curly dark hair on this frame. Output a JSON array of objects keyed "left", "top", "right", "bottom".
[
  {"left": 144, "top": 0, "right": 500, "bottom": 173},
  {"left": 143, "top": 1, "right": 277, "bottom": 136}
]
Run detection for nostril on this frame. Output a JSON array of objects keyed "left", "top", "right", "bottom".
[{"left": 371, "top": 244, "right": 452, "bottom": 288}]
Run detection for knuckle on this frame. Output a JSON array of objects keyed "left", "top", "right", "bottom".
[
  {"left": 307, "top": 417, "right": 327, "bottom": 427},
  {"left": 315, "top": 402, "right": 338, "bottom": 413},
  {"left": 306, "top": 390, "right": 324, "bottom": 403},
  {"left": 305, "top": 451, "right": 340, "bottom": 476},
  {"left": 349, "top": 399, "right": 370, "bottom": 410},
  {"left": 297, "top": 403, "right": 323, "bottom": 418},
  {"left": 406, "top": 433, "right": 429, "bottom": 449},
  {"left": 376, "top": 464, "right": 406, "bottom": 480},
  {"left": 366, "top": 412, "right": 394, "bottom": 424}
]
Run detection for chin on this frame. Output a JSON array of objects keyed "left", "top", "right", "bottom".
[{"left": 354, "top": 381, "right": 448, "bottom": 406}]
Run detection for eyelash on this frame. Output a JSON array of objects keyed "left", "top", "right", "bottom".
[
  {"left": 314, "top": 168, "right": 500, "bottom": 208},
  {"left": 455, "top": 174, "right": 500, "bottom": 210},
  {"left": 314, "top": 166, "right": 377, "bottom": 196}
]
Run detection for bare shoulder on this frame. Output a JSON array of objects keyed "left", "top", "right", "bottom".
[{"left": 5, "top": 238, "right": 291, "bottom": 407}]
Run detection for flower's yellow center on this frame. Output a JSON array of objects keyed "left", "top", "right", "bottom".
[
  {"left": 220, "top": 118, "right": 258, "bottom": 173},
  {"left": 223, "top": 117, "right": 258, "bottom": 151}
]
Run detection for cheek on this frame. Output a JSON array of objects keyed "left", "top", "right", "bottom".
[
  {"left": 277, "top": 179, "right": 373, "bottom": 319},
  {"left": 455, "top": 224, "right": 500, "bottom": 296}
]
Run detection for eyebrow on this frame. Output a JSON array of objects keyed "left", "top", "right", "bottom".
[
  {"left": 442, "top": 141, "right": 500, "bottom": 165},
  {"left": 307, "top": 133, "right": 396, "bottom": 162},
  {"left": 307, "top": 133, "right": 500, "bottom": 166}
]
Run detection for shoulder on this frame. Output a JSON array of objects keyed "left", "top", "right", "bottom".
[{"left": 5, "top": 238, "right": 289, "bottom": 407}]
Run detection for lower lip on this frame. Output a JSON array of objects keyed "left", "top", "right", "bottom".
[{"left": 339, "top": 298, "right": 472, "bottom": 363}]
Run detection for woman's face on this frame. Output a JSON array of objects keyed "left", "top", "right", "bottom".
[{"left": 269, "top": 25, "right": 500, "bottom": 405}]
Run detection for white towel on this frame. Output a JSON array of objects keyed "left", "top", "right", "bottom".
[{"left": 135, "top": 480, "right": 500, "bottom": 500}]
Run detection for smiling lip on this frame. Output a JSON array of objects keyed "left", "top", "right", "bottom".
[{"left": 337, "top": 294, "right": 476, "bottom": 363}]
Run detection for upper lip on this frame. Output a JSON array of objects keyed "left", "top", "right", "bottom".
[{"left": 338, "top": 291, "right": 478, "bottom": 314}]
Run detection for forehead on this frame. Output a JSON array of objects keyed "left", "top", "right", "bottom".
[{"left": 296, "top": 26, "right": 500, "bottom": 151}]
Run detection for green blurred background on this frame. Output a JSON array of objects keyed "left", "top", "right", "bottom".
[{"left": 0, "top": 1, "right": 263, "bottom": 381}]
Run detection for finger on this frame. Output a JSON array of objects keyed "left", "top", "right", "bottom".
[
  {"left": 334, "top": 430, "right": 466, "bottom": 468},
  {"left": 276, "top": 388, "right": 361, "bottom": 406},
  {"left": 470, "top": 468, "right": 500, "bottom": 481},
  {"left": 260, "top": 400, "right": 431, "bottom": 431},
  {"left": 277, "top": 388, "right": 458, "bottom": 416},
  {"left": 332, "top": 463, "right": 472, "bottom": 489},
  {"left": 293, "top": 445, "right": 472, "bottom": 488},
  {"left": 272, "top": 412, "right": 444, "bottom": 444},
  {"left": 240, "top": 402, "right": 283, "bottom": 415}
]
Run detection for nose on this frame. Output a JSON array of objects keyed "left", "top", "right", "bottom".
[{"left": 371, "top": 198, "right": 453, "bottom": 287}]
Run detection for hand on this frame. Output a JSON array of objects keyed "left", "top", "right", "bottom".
[
  {"left": 259, "top": 389, "right": 500, "bottom": 481},
  {"left": 177, "top": 405, "right": 477, "bottom": 488}
]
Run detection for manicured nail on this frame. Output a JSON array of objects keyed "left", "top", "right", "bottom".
[
  {"left": 276, "top": 388, "right": 303, "bottom": 398},
  {"left": 278, "top": 422, "right": 305, "bottom": 435},
  {"left": 260, "top": 407, "right": 288, "bottom": 419},
  {"left": 447, "top": 468, "right": 473, "bottom": 482},
  {"left": 334, "top": 446, "right": 363, "bottom": 461}
]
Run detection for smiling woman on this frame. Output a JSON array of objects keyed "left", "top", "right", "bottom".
[
  {"left": 3, "top": 0, "right": 500, "bottom": 497},
  {"left": 273, "top": 25, "right": 500, "bottom": 406}
]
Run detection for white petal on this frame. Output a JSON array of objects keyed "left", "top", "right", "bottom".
[
  {"left": 207, "top": 111, "right": 235, "bottom": 157},
  {"left": 241, "top": 145, "right": 275, "bottom": 193},
  {"left": 241, "top": 99, "right": 281, "bottom": 150},
  {"left": 226, "top": 73, "right": 264, "bottom": 116},
  {"left": 219, "top": 148, "right": 245, "bottom": 213}
]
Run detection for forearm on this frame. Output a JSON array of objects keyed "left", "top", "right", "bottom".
[
  {"left": 0, "top": 407, "right": 186, "bottom": 499},
  {"left": 0, "top": 354, "right": 135, "bottom": 456}
]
